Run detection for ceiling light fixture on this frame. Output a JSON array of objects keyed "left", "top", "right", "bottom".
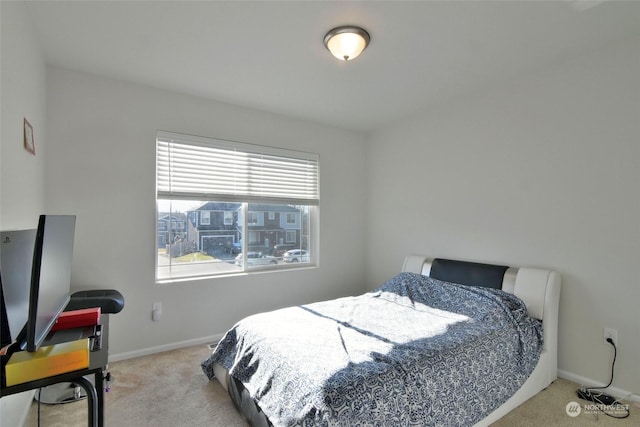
[{"left": 323, "top": 26, "right": 370, "bottom": 61}]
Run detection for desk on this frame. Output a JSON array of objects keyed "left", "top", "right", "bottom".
[{"left": 1, "top": 315, "right": 109, "bottom": 427}]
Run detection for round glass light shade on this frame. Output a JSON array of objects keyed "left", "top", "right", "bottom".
[{"left": 324, "top": 26, "right": 370, "bottom": 61}]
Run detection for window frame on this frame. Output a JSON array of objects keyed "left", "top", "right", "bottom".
[{"left": 156, "top": 131, "right": 319, "bottom": 282}]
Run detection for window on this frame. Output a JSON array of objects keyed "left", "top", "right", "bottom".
[
  {"left": 224, "top": 211, "right": 233, "bottom": 225},
  {"left": 200, "top": 211, "right": 210, "bottom": 225},
  {"left": 247, "top": 212, "right": 259, "bottom": 225},
  {"left": 156, "top": 131, "right": 319, "bottom": 282}
]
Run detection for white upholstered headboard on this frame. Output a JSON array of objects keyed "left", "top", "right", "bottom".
[{"left": 402, "top": 255, "right": 561, "bottom": 383}]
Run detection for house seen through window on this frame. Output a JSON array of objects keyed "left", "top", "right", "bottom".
[{"left": 156, "top": 132, "right": 319, "bottom": 281}]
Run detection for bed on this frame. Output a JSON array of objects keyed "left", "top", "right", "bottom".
[{"left": 202, "top": 256, "right": 561, "bottom": 426}]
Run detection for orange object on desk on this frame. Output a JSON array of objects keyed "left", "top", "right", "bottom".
[
  {"left": 51, "top": 307, "right": 101, "bottom": 331},
  {"left": 5, "top": 339, "right": 90, "bottom": 386}
]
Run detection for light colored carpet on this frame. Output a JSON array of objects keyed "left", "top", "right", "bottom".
[
  {"left": 24, "top": 345, "right": 639, "bottom": 426},
  {"left": 492, "top": 377, "right": 639, "bottom": 427},
  {"left": 24, "top": 345, "right": 244, "bottom": 427}
]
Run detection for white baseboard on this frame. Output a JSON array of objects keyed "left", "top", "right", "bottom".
[
  {"left": 108, "top": 333, "right": 224, "bottom": 363},
  {"left": 558, "top": 369, "right": 640, "bottom": 403}
]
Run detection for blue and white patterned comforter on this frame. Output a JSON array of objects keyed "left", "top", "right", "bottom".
[{"left": 202, "top": 272, "right": 543, "bottom": 426}]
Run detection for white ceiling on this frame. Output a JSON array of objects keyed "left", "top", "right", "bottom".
[{"left": 23, "top": 0, "right": 640, "bottom": 133}]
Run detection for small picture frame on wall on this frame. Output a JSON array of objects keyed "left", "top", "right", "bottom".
[{"left": 24, "top": 118, "right": 35, "bottom": 155}]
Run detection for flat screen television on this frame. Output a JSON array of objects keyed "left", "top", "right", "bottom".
[{"left": 14, "top": 215, "right": 76, "bottom": 352}]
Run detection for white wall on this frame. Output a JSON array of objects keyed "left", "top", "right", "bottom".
[
  {"left": 366, "top": 37, "right": 640, "bottom": 395},
  {"left": 0, "top": 1, "right": 47, "bottom": 229},
  {"left": 0, "top": 2, "right": 47, "bottom": 425},
  {"left": 44, "top": 67, "right": 367, "bottom": 359}
]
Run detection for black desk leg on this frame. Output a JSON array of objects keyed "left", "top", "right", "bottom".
[
  {"left": 73, "top": 377, "right": 98, "bottom": 427},
  {"left": 95, "top": 370, "right": 105, "bottom": 427}
]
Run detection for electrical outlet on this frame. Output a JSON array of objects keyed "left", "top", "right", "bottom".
[
  {"left": 152, "top": 302, "right": 162, "bottom": 322},
  {"left": 603, "top": 327, "right": 617, "bottom": 346}
]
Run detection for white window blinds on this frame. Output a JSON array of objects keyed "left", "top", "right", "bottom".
[{"left": 156, "top": 132, "right": 319, "bottom": 205}]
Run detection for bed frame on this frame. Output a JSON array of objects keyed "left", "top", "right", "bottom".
[
  {"left": 402, "top": 256, "right": 561, "bottom": 426},
  {"left": 213, "top": 256, "right": 561, "bottom": 426}
]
